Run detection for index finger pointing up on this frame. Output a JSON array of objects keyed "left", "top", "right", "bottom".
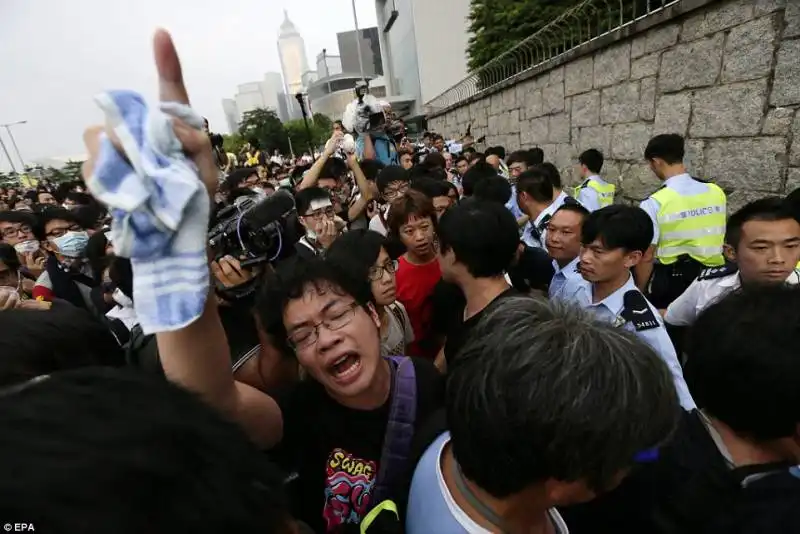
[{"left": 153, "top": 29, "right": 190, "bottom": 105}]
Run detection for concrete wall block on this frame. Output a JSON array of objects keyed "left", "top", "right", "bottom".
[
  {"left": 631, "top": 52, "right": 660, "bottom": 80},
  {"left": 490, "top": 92, "right": 505, "bottom": 115},
  {"left": 631, "top": 35, "right": 647, "bottom": 59},
  {"left": 611, "top": 122, "right": 652, "bottom": 160},
  {"left": 790, "top": 114, "right": 800, "bottom": 166},
  {"left": 505, "top": 109, "right": 521, "bottom": 134},
  {"left": 565, "top": 55, "right": 594, "bottom": 96},
  {"left": 660, "top": 33, "right": 724, "bottom": 93},
  {"left": 619, "top": 163, "right": 661, "bottom": 200},
  {"left": 593, "top": 43, "right": 631, "bottom": 88},
  {"left": 654, "top": 91, "right": 692, "bottom": 137},
  {"left": 520, "top": 117, "right": 549, "bottom": 146},
  {"left": 785, "top": 168, "right": 800, "bottom": 194},
  {"left": 578, "top": 125, "right": 611, "bottom": 154},
  {"left": 543, "top": 82, "right": 565, "bottom": 114},
  {"left": 704, "top": 0, "right": 755, "bottom": 34},
  {"left": 644, "top": 23, "right": 680, "bottom": 54},
  {"left": 601, "top": 82, "right": 640, "bottom": 124},
  {"left": 786, "top": 1, "right": 800, "bottom": 38},
  {"left": 681, "top": 12, "right": 708, "bottom": 42},
  {"left": 762, "top": 107, "right": 795, "bottom": 136},
  {"left": 770, "top": 40, "right": 800, "bottom": 106},
  {"left": 522, "top": 88, "right": 544, "bottom": 120},
  {"left": 722, "top": 14, "right": 778, "bottom": 83},
  {"left": 548, "top": 112, "right": 571, "bottom": 143},
  {"left": 502, "top": 87, "right": 518, "bottom": 111},
  {"left": 550, "top": 66, "right": 565, "bottom": 85},
  {"left": 571, "top": 90, "right": 600, "bottom": 127},
  {"left": 639, "top": 77, "right": 657, "bottom": 121},
  {"left": 705, "top": 137, "right": 787, "bottom": 192},
  {"left": 690, "top": 78, "right": 768, "bottom": 138},
  {"left": 685, "top": 139, "right": 706, "bottom": 178},
  {"left": 754, "top": 0, "right": 784, "bottom": 16}
]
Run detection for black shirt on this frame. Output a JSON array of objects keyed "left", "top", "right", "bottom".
[
  {"left": 275, "top": 357, "right": 444, "bottom": 533},
  {"left": 560, "top": 409, "right": 800, "bottom": 534},
  {"left": 443, "top": 287, "right": 519, "bottom": 365}
]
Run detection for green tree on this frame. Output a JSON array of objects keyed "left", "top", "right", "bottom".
[
  {"left": 238, "top": 108, "right": 289, "bottom": 154},
  {"left": 45, "top": 166, "right": 71, "bottom": 183},
  {"left": 62, "top": 160, "right": 85, "bottom": 181},
  {"left": 312, "top": 113, "right": 333, "bottom": 134},
  {"left": 467, "top": 0, "right": 579, "bottom": 73},
  {"left": 222, "top": 133, "right": 245, "bottom": 155}
]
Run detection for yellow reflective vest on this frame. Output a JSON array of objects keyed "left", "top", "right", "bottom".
[
  {"left": 650, "top": 183, "right": 726, "bottom": 266},
  {"left": 574, "top": 178, "right": 616, "bottom": 208}
]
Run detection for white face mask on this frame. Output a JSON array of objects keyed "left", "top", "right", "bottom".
[{"left": 13, "top": 239, "right": 40, "bottom": 254}]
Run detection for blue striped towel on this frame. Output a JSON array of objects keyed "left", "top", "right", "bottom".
[{"left": 87, "top": 90, "right": 210, "bottom": 334}]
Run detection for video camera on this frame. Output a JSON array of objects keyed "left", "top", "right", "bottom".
[{"left": 208, "top": 189, "right": 300, "bottom": 268}]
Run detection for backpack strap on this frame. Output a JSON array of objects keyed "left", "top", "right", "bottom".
[
  {"left": 371, "top": 356, "right": 417, "bottom": 506},
  {"left": 387, "top": 303, "right": 407, "bottom": 339}
]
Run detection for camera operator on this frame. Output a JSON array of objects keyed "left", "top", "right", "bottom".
[{"left": 343, "top": 82, "right": 399, "bottom": 167}]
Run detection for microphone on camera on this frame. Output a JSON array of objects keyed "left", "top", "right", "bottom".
[{"left": 241, "top": 189, "right": 296, "bottom": 229}]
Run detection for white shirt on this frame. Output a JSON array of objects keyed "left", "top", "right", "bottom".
[
  {"left": 639, "top": 173, "right": 716, "bottom": 246},
  {"left": 576, "top": 175, "right": 610, "bottom": 212},
  {"left": 665, "top": 269, "right": 800, "bottom": 326},
  {"left": 369, "top": 211, "right": 389, "bottom": 236},
  {"left": 522, "top": 191, "right": 570, "bottom": 249},
  {"left": 548, "top": 256, "right": 584, "bottom": 301}
]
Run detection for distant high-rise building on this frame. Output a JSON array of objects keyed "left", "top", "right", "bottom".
[
  {"left": 232, "top": 72, "right": 286, "bottom": 122},
  {"left": 337, "top": 27, "right": 383, "bottom": 78},
  {"left": 278, "top": 10, "right": 311, "bottom": 119},
  {"left": 221, "top": 98, "right": 239, "bottom": 133},
  {"left": 316, "top": 51, "right": 343, "bottom": 78}
]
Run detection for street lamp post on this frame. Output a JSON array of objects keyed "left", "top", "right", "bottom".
[
  {"left": 351, "top": 0, "right": 366, "bottom": 82},
  {"left": 1, "top": 120, "right": 27, "bottom": 170},
  {"left": 0, "top": 136, "right": 16, "bottom": 174}
]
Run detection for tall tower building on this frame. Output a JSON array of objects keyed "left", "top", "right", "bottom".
[{"left": 277, "top": 10, "right": 310, "bottom": 119}]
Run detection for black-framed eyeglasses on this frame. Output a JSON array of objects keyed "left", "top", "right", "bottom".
[
  {"left": 0, "top": 224, "right": 32, "bottom": 239},
  {"left": 46, "top": 224, "right": 81, "bottom": 238},
  {"left": 287, "top": 302, "right": 359, "bottom": 350},
  {"left": 367, "top": 259, "right": 398, "bottom": 281},
  {"left": 303, "top": 207, "right": 336, "bottom": 220}
]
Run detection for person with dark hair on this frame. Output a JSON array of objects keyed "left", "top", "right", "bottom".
[
  {"left": 31, "top": 207, "right": 97, "bottom": 310},
  {"left": 528, "top": 147, "right": 545, "bottom": 165},
  {"left": 399, "top": 148, "right": 414, "bottom": 170},
  {"left": 563, "top": 285, "right": 800, "bottom": 534},
  {"left": 406, "top": 297, "right": 680, "bottom": 534},
  {"left": 0, "top": 243, "right": 35, "bottom": 299},
  {"left": 0, "top": 302, "right": 124, "bottom": 387},
  {"left": 485, "top": 147, "right": 509, "bottom": 179},
  {"left": 537, "top": 161, "right": 566, "bottom": 198},
  {"left": 473, "top": 175, "right": 512, "bottom": 205},
  {"left": 411, "top": 177, "right": 455, "bottom": 220},
  {"left": 294, "top": 186, "right": 341, "bottom": 258},
  {"left": 665, "top": 197, "right": 800, "bottom": 326},
  {"left": 506, "top": 150, "right": 537, "bottom": 182},
  {"left": 0, "top": 210, "right": 38, "bottom": 249},
  {"left": 387, "top": 190, "right": 442, "bottom": 359},
  {"left": 559, "top": 205, "right": 693, "bottom": 409},
  {"left": 637, "top": 133, "right": 727, "bottom": 308},
  {"left": 36, "top": 190, "right": 58, "bottom": 206},
  {"left": 0, "top": 368, "right": 295, "bottom": 534},
  {"left": 515, "top": 167, "right": 556, "bottom": 249},
  {"left": 460, "top": 161, "right": 496, "bottom": 198},
  {"left": 254, "top": 258, "right": 444, "bottom": 532},
  {"left": 547, "top": 203, "right": 590, "bottom": 301},
  {"left": 575, "top": 148, "right": 615, "bottom": 211},
  {"left": 369, "top": 165, "right": 410, "bottom": 236},
  {"left": 436, "top": 199, "right": 520, "bottom": 369},
  {"left": 326, "top": 229, "right": 414, "bottom": 356}
]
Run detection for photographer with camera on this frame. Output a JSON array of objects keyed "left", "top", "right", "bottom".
[{"left": 343, "top": 81, "right": 399, "bottom": 167}]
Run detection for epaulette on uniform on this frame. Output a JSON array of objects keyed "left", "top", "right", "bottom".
[
  {"left": 575, "top": 178, "right": 591, "bottom": 190},
  {"left": 697, "top": 264, "right": 737, "bottom": 281},
  {"left": 620, "top": 290, "right": 660, "bottom": 332}
]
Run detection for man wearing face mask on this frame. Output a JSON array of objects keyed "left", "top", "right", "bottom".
[
  {"left": 293, "top": 187, "right": 341, "bottom": 260},
  {"left": 0, "top": 211, "right": 46, "bottom": 278},
  {"left": 31, "top": 208, "right": 98, "bottom": 312}
]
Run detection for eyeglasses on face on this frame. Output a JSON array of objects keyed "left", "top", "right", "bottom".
[
  {"left": 303, "top": 207, "right": 336, "bottom": 220},
  {"left": 287, "top": 302, "right": 359, "bottom": 349},
  {"left": 367, "top": 259, "right": 399, "bottom": 281},
  {"left": 46, "top": 224, "right": 81, "bottom": 238},
  {"left": 0, "top": 224, "right": 33, "bottom": 238}
]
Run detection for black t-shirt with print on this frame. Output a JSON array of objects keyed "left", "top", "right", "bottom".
[
  {"left": 274, "top": 357, "right": 444, "bottom": 534},
  {"left": 443, "top": 287, "right": 520, "bottom": 365}
]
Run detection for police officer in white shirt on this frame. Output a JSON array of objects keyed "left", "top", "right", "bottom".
[
  {"left": 516, "top": 167, "right": 577, "bottom": 249},
  {"left": 574, "top": 149, "right": 616, "bottom": 212},
  {"left": 665, "top": 197, "right": 800, "bottom": 326},
  {"left": 560, "top": 205, "right": 695, "bottom": 410},
  {"left": 546, "top": 202, "right": 590, "bottom": 301}
]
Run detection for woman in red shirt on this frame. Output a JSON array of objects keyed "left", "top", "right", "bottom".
[{"left": 387, "top": 190, "right": 442, "bottom": 359}]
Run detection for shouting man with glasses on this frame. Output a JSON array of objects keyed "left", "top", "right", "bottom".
[{"left": 256, "top": 258, "right": 443, "bottom": 533}]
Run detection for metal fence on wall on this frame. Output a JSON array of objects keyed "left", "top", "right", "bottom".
[{"left": 425, "top": 0, "right": 680, "bottom": 113}]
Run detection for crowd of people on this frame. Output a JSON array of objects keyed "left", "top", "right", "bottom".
[{"left": 1, "top": 30, "right": 800, "bottom": 534}]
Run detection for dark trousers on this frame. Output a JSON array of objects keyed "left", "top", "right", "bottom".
[{"left": 646, "top": 256, "right": 705, "bottom": 310}]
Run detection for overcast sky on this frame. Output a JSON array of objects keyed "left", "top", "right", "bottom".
[{"left": 0, "top": 0, "right": 378, "bottom": 171}]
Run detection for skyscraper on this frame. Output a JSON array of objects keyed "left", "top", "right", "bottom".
[
  {"left": 277, "top": 10, "right": 310, "bottom": 119},
  {"left": 221, "top": 98, "right": 239, "bottom": 134},
  {"left": 337, "top": 27, "right": 383, "bottom": 78}
]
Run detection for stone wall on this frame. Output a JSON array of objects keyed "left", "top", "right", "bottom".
[{"left": 427, "top": 0, "right": 800, "bottom": 209}]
